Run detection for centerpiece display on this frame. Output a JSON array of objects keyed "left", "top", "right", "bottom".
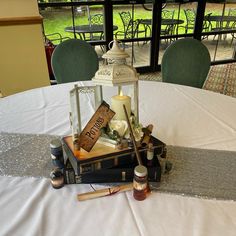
[
  {"left": 61, "top": 40, "right": 166, "bottom": 185},
  {"left": 93, "top": 40, "right": 140, "bottom": 148},
  {"left": 93, "top": 40, "right": 139, "bottom": 121}
]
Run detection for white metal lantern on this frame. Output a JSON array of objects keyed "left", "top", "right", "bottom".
[
  {"left": 92, "top": 40, "right": 139, "bottom": 121},
  {"left": 69, "top": 84, "right": 102, "bottom": 147}
]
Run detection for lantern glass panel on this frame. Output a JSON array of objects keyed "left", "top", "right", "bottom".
[{"left": 69, "top": 85, "right": 102, "bottom": 136}]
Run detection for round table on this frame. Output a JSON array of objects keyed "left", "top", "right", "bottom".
[
  {"left": 65, "top": 24, "right": 118, "bottom": 41},
  {"left": 206, "top": 15, "right": 236, "bottom": 23},
  {"left": 140, "top": 18, "right": 184, "bottom": 36},
  {"left": 141, "top": 18, "right": 184, "bottom": 26},
  {"left": 0, "top": 81, "right": 236, "bottom": 236},
  {"left": 204, "top": 15, "right": 236, "bottom": 33},
  {"left": 1, "top": 81, "right": 235, "bottom": 151}
]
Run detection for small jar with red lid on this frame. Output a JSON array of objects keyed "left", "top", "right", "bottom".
[{"left": 133, "top": 165, "right": 148, "bottom": 201}]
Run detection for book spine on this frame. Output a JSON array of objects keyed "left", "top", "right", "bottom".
[
  {"left": 64, "top": 166, "right": 161, "bottom": 184},
  {"left": 62, "top": 141, "right": 79, "bottom": 175},
  {"left": 62, "top": 137, "right": 166, "bottom": 175},
  {"left": 78, "top": 153, "right": 136, "bottom": 174}
]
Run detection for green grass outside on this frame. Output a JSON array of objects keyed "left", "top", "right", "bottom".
[
  {"left": 42, "top": 7, "right": 154, "bottom": 42},
  {"left": 41, "top": 6, "right": 222, "bottom": 44}
]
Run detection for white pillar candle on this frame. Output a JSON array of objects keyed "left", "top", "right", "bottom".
[{"left": 111, "top": 94, "right": 131, "bottom": 120}]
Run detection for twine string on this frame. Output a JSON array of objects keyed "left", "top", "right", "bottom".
[{"left": 105, "top": 187, "right": 121, "bottom": 196}]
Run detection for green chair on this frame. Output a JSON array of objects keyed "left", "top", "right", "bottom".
[
  {"left": 161, "top": 38, "right": 211, "bottom": 88},
  {"left": 51, "top": 39, "right": 99, "bottom": 84}
]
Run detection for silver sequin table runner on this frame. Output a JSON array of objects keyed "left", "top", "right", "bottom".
[
  {"left": 0, "top": 132, "right": 55, "bottom": 178},
  {"left": 1, "top": 133, "right": 236, "bottom": 200},
  {"left": 158, "top": 146, "right": 236, "bottom": 201}
]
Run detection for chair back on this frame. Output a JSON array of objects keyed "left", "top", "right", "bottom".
[
  {"left": 119, "top": 11, "right": 132, "bottom": 32},
  {"left": 228, "top": 8, "right": 236, "bottom": 16},
  {"left": 117, "top": 12, "right": 145, "bottom": 40},
  {"left": 89, "top": 13, "right": 103, "bottom": 25},
  {"left": 161, "top": 9, "right": 175, "bottom": 36},
  {"left": 227, "top": 8, "right": 236, "bottom": 28},
  {"left": 125, "top": 19, "right": 141, "bottom": 39},
  {"left": 51, "top": 39, "right": 99, "bottom": 84},
  {"left": 88, "top": 14, "right": 104, "bottom": 40},
  {"left": 162, "top": 9, "right": 175, "bottom": 19},
  {"left": 161, "top": 38, "right": 211, "bottom": 88},
  {"left": 184, "top": 9, "right": 196, "bottom": 30},
  {"left": 203, "top": 13, "right": 212, "bottom": 32}
]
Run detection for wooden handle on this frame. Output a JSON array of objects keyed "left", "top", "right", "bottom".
[
  {"left": 77, "top": 183, "right": 133, "bottom": 201},
  {"left": 123, "top": 105, "right": 143, "bottom": 166},
  {"left": 141, "top": 124, "right": 154, "bottom": 147}
]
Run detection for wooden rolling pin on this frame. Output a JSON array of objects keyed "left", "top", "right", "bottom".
[{"left": 77, "top": 183, "right": 133, "bottom": 201}]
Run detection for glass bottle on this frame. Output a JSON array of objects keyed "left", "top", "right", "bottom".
[
  {"left": 50, "top": 168, "right": 64, "bottom": 189},
  {"left": 146, "top": 143, "right": 154, "bottom": 166},
  {"left": 133, "top": 165, "right": 148, "bottom": 201},
  {"left": 50, "top": 139, "right": 64, "bottom": 169}
]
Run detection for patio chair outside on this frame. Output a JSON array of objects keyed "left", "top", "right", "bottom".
[
  {"left": 115, "top": 18, "right": 141, "bottom": 62},
  {"left": 51, "top": 39, "right": 98, "bottom": 84},
  {"left": 161, "top": 9, "right": 175, "bottom": 34},
  {"left": 201, "top": 13, "right": 212, "bottom": 40},
  {"left": 44, "top": 32, "right": 70, "bottom": 45},
  {"left": 161, "top": 9, "right": 175, "bottom": 43},
  {"left": 88, "top": 13, "right": 104, "bottom": 40},
  {"left": 228, "top": 8, "right": 236, "bottom": 22},
  {"left": 228, "top": 8, "right": 236, "bottom": 45},
  {"left": 183, "top": 9, "right": 196, "bottom": 34},
  {"left": 116, "top": 11, "right": 147, "bottom": 40},
  {"left": 208, "top": 9, "right": 236, "bottom": 42},
  {"left": 161, "top": 38, "right": 211, "bottom": 88},
  {"left": 184, "top": 9, "right": 210, "bottom": 39},
  {"left": 115, "top": 18, "right": 140, "bottom": 39},
  {"left": 89, "top": 13, "right": 103, "bottom": 25}
]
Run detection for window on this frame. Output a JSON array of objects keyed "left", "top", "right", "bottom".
[{"left": 39, "top": 0, "right": 236, "bottom": 73}]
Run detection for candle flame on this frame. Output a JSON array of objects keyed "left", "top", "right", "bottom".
[{"left": 119, "top": 89, "right": 123, "bottom": 96}]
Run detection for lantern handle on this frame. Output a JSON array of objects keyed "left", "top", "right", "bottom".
[{"left": 108, "top": 40, "right": 124, "bottom": 50}]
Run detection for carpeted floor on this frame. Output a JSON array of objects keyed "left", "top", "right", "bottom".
[
  {"left": 139, "top": 63, "right": 236, "bottom": 98},
  {"left": 203, "top": 63, "right": 236, "bottom": 98}
]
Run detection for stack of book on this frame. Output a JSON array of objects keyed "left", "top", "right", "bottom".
[{"left": 62, "top": 136, "right": 166, "bottom": 184}]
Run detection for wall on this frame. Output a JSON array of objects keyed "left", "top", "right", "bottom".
[{"left": 0, "top": 0, "right": 50, "bottom": 96}]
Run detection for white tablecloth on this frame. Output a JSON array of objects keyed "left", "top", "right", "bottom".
[{"left": 0, "top": 81, "right": 236, "bottom": 236}]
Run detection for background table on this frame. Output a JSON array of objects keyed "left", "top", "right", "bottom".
[
  {"left": 140, "top": 18, "right": 184, "bottom": 35},
  {"left": 0, "top": 81, "right": 236, "bottom": 236},
  {"left": 65, "top": 25, "right": 118, "bottom": 41},
  {"left": 206, "top": 15, "right": 236, "bottom": 24},
  {"left": 141, "top": 19, "right": 184, "bottom": 26},
  {"left": 205, "top": 15, "right": 236, "bottom": 31}
]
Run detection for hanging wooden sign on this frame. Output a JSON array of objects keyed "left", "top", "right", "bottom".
[{"left": 79, "top": 101, "right": 115, "bottom": 152}]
